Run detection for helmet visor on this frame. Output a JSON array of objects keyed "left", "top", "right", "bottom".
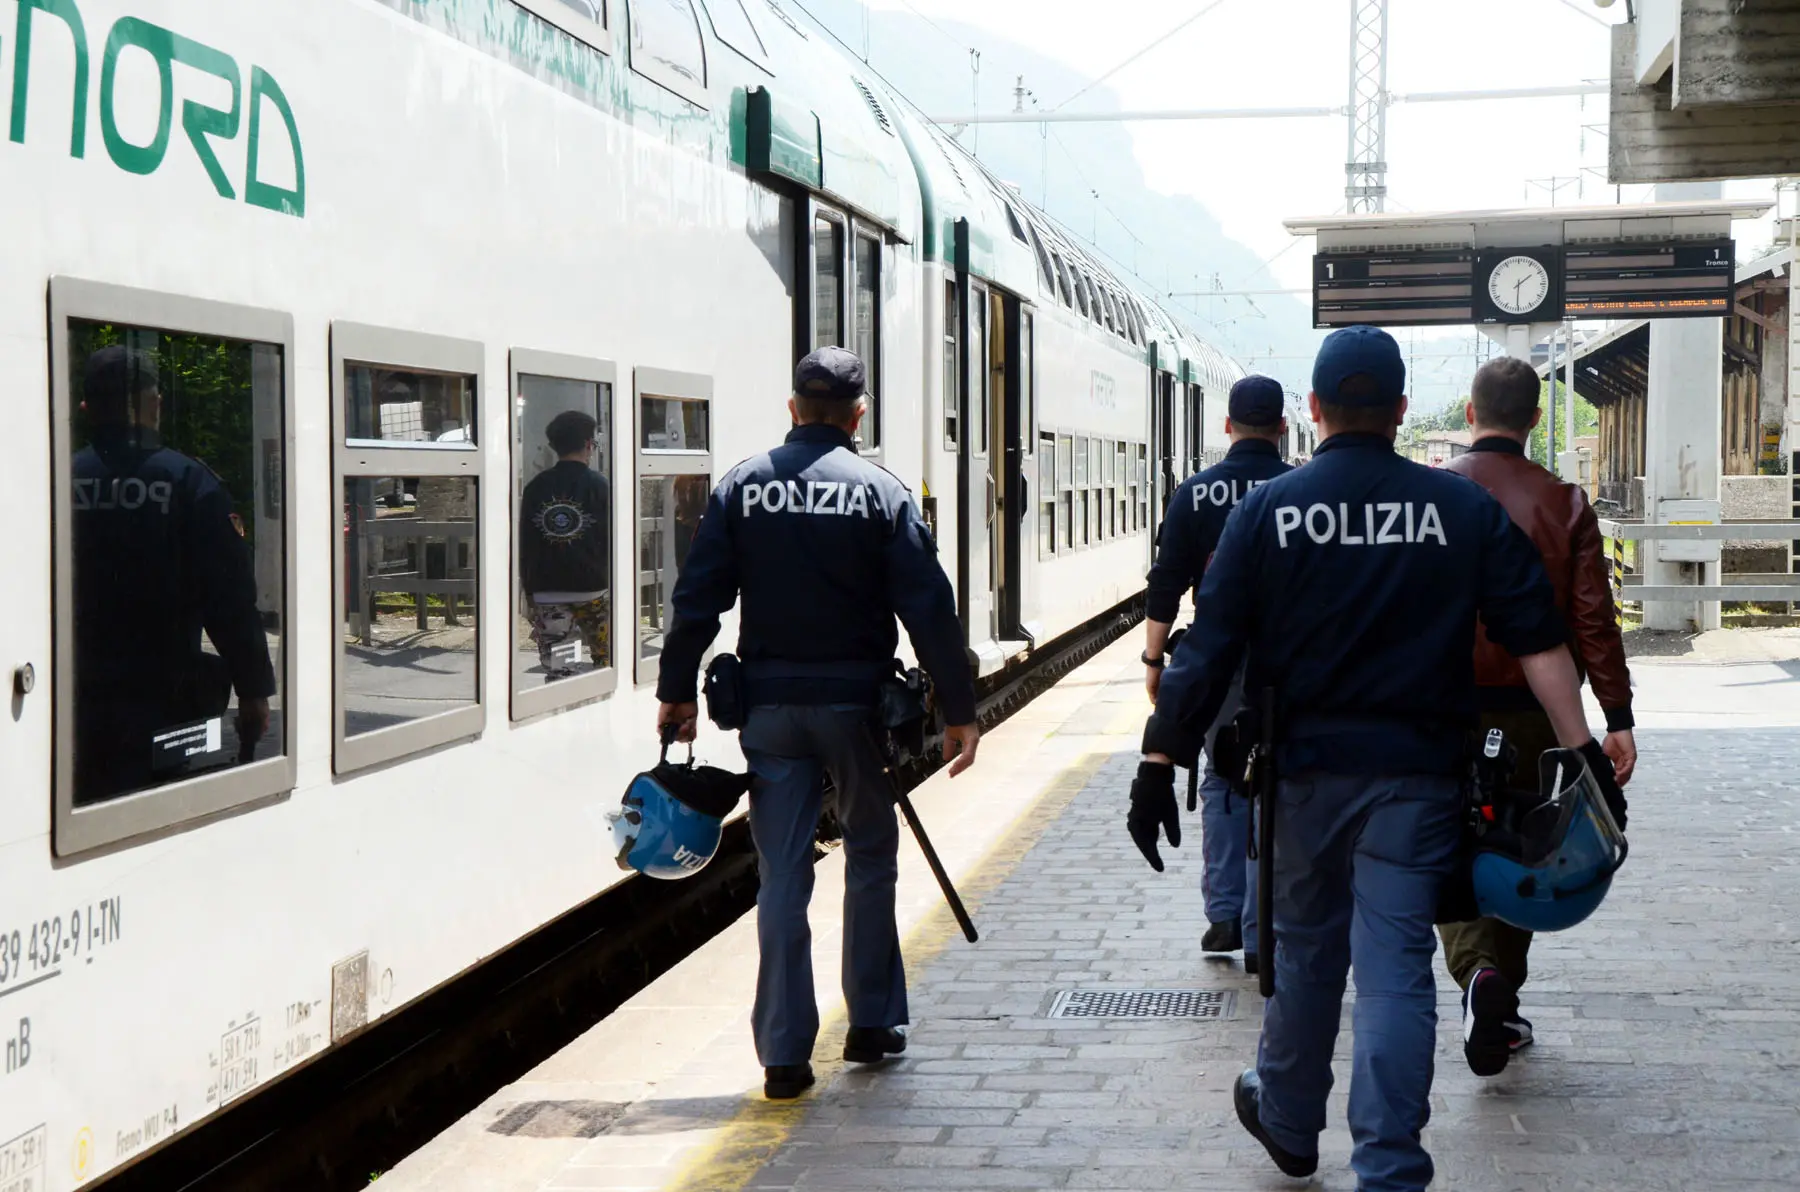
[{"left": 1519, "top": 747, "right": 1627, "bottom": 877}]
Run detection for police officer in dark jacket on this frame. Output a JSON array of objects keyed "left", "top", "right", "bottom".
[
  {"left": 72, "top": 346, "right": 276, "bottom": 805},
  {"left": 1132, "top": 326, "right": 1620, "bottom": 1192},
  {"left": 1143, "top": 375, "right": 1292, "bottom": 968},
  {"left": 655, "top": 347, "right": 980, "bottom": 1101}
]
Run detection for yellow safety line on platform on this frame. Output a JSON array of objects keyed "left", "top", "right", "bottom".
[{"left": 662, "top": 750, "right": 1112, "bottom": 1192}]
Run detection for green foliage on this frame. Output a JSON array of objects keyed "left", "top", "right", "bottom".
[
  {"left": 69, "top": 321, "right": 263, "bottom": 549},
  {"left": 1527, "top": 380, "right": 1600, "bottom": 469}
]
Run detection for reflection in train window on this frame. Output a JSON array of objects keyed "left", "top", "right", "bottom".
[
  {"left": 1115, "top": 443, "right": 1129, "bottom": 536},
  {"left": 346, "top": 365, "right": 475, "bottom": 446},
  {"left": 63, "top": 320, "right": 285, "bottom": 811},
  {"left": 641, "top": 394, "right": 709, "bottom": 451},
  {"left": 629, "top": 0, "right": 707, "bottom": 99},
  {"left": 1056, "top": 434, "right": 1073, "bottom": 551},
  {"left": 637, "top": 473, "right": 711, "bottom": 672},
  {"left": 341, "top": 476, "right": 479, "bottom": 738},
  {"left": 515, "top": 374, "right": 613, "bottom": 699},
  {"left": 815, "top": 214, "right": 844, "bottom": 352},
  {"left": 943, "top": 282, "right": 959, "bottom": 448},
  {"left": 1038, "top": 431, "right": 1056, "bottom": 559},
  {"left": 852, "top": 229, "right": 881, "bottom": 451},
  {"left": 1135, "top": 443, "right": 1148, "bottom": 531},
  {"left": 635, "top": 373, "right": 712, "bottom": 685}
]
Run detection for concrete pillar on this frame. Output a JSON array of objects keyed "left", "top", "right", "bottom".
[{"left": 1642, "top": 181, "right": 1725, "bottom": 631}]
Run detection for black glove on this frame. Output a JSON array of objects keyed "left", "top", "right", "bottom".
[
  {"left": 1128, "top": 760, "right": 1181, "bottom": 872},
  {"left": 1578, "top": 739, "right": 1627, "bottom": 832}
]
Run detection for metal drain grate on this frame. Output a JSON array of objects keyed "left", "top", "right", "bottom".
[{"left": 1048, "top": 988, "right": 1232, "bottom": 1019}]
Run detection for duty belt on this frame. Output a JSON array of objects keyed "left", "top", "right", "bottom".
[{"left": 742, "top": 659, "right": 891, "bottom": 708}]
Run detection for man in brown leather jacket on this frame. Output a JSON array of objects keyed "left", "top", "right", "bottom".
[{"left": 1440, "top": 356, "right": 1637, "bottom": 1077}]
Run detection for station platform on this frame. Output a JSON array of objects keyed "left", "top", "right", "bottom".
[{"left": 378, "top": 628, "right": 1800, "bottom": 1192}]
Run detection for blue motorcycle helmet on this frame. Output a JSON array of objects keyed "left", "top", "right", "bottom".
[
  {"left": 609, "top": 735, "right": 751, "bottom": 880},
  {"left": 1469, "top": 746, "right": 1628, "bottom": 933}
]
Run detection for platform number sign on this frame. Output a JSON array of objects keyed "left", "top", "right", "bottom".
[
  {"left": 1562, "top": 239, "right": 1736, "bottom": 319},
  {"left": 1311, "top": 249, "right": 1476, "bottom": 329}
]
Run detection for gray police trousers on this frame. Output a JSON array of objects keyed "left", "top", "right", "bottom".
[{"left": 739, "top": 704, "right": 908, "bottom": 1067}]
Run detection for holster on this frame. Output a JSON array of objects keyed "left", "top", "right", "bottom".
[
  {"left": 1435, "top": 727, "right": 1522, "bottom": 924},
  {"left": 877, "top": 663, "right": 933, "bottom": 758},
  {"left": 703, "top": 654, "right": 747, "bottom": 730},
  {"left": 1209, "top": 706, "right": 1260, "bottom": 797}
]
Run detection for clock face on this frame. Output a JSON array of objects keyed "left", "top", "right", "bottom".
[{"left": 1487, "top": 254, "right": 1552, "bottom": 317}]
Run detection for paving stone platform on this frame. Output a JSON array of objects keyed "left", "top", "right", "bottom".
[{"left": 380, "top": 630, "right": 1800, "bottom": 1192}]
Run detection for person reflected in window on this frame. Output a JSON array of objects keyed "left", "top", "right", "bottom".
[
  {"left": 72, "top": 346, "right": 275, "bottom": 805},
  {"left": 520, "top": 410, "right": 611, "bottom": 679}
]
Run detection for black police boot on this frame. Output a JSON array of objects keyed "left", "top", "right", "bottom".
[
  {"left": 1201, "top": 917, "right": 1243, "bottom": 953},
  {"left": 1232, "top": 1069, "right": 1318, "bottom": 1178},
  {"left": 1462, "top": 967, "right": 1519, "bottom": 1078},
  {"left": 764, "top": 1062, "right": 815, "bottom": 1099},
  {"left": 1243, "top": 951, "right": 1259, "bottom": 977},
  {"left": 843, "top": 1026, "right": 907, "bottom": 1064}
]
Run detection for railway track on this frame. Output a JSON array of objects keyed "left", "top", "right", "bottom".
[{"left": 98, "top": 596, "right": 1143, "bottom": 1192}]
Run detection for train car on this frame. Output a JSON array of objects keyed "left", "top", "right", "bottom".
[{"left": 0, "top": 1, "right": 1246, "bottom": 1185}]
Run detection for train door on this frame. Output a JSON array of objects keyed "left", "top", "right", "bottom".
[
  {"left": 1000, "top": 302, "right": 1035, "bottom": 645},
  {"left": 952, "top": 221, "right": 1001, "bottom": 672},
  {"left": 1149, "top": 350, "right": 1178, "bottom": 542}
]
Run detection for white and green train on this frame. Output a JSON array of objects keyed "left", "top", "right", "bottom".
[{"left": 0, "top": 1, "right": 1265, "bottom": 1183}]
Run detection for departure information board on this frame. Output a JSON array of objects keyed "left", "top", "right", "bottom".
[
  {"left": 1562, "top": 239, "right": 1735, "bottom": 318},
  {"left": 1312, "top": 249, "right": 1475, "bottom": 328}
]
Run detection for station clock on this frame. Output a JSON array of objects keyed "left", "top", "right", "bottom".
[{"left": 1473, "top": 247, "right": 1563, "bottom": 324}]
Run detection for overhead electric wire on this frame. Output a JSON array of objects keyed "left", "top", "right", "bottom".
[{"left": 1051, "top": 0, "right": 1233, "bottom": 111}]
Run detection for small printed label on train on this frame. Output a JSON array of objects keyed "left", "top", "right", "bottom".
[
  {"left": 0, "top": 1123, "right": 46, "bottom": 1192},
  {"left": 151, "top": 719, "right": 224, "bottom": 769}
]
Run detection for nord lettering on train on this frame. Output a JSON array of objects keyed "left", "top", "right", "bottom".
[{"left": 6, "top": 0, "right": 306, "bottom": 216}]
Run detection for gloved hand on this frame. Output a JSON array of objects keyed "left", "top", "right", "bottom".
[
  {"left": 1578, "top": 738, "right": 1628, "bottom": 832},
  {"left": 1128, "top": 760, "right": 1181, "bottom": 872}
]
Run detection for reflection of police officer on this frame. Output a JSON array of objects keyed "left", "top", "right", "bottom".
[
  {"left": 655, "top": 348, "right": 980, "bottom": 1101},
  {"left": 1135, "top": 327, "right": 1611, "bottom": 1192},
  {"left": 72, "top": 346, "right": 275, "bottom": 805},
  {"left": 1143, "top": 376, "right": 1292, "bottom": 971}
]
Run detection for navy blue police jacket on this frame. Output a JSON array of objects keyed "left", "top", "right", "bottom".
[
  {"left": 73, "top": 428, "right": 277, "bottom": 711},
  {"left": 1143, "top": 433, "right": 1568, "bottom": 777},
  {"left": 1145, "top": 438, "right": 1293, "bottom": 624},
  {"left": 655, "top": 423, "right": 978, "bottom": 726}
]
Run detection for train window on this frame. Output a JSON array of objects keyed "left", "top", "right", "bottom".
[
  {"left": 1070, "top": 266, "right": 1088, "bottom": 318},
  {"left": 979, "top": 291, "right": 993, "bottom": 459},
  {"left": 1135, "top": 443, "right": 1148, "bottom": 531},
  {"left": 332, "top": 323, "right": 485, "bottom": 776},
  {"left": 1004, "top": 203, "right": 1028, "bottom": 245},
  {"left": 1029, "top": 227, "right": 1056, "bottom": 296},
  {"left": 942, "top": 282, "right": 959, "bottom": 449},
  {"left": 1038, "top": 431, "right": 1056, "bottom": 559},
  {"left": 49, "top": 281, "right": 294, "bottom": 856},
  {"left": 851, "top": 229, "right": 881, "bottom": 452},
  {"left": 635, "top": 369, "right": 712, "bottom": 686},
  {"left": 628, "top": 0, "right": 708, "bottom": 105},
  {"left": 814, "top": 213, "right": 845, "bottom": 353},
  {"left": 1052, "top": 253, "right": 1073, "bottom": 308},
  {"left": 1103, "top": 440, "right": 1117, "bottom": 539},
  {"left": 1115, "top": 443, "right": 1129, "bottom": 534},
  {"left": 1074, "top": 435, "right": 1089, "bottom": 547},
  {"left": 1088, "top": 438, "right": 1103, "bottom": 542},
  {"left": 510, "top": 351, "right": 617, "bottom": 722},
  {"left": 1021, "top": 311, "right": 1036, "bottom": 446},
  {"left": 514, "top": 0, "right": 614, "bottom": 53},
  {"left": 701, "top": 0, "right": 767, "bottom": 66},
  {"left": 1057, "top": 434, "right": 1073, "bottom": 550}
]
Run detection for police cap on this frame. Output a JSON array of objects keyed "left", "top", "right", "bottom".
[
  {"left": 1312, "top": 325, "right": 1406, "bottom": 407},
  {"left": 1227, "top": 375, "right": 1285, "bottom": 427},
  {"left": 84, "top": 344, "right": 160, "bottom": 410},
  {"left": 794, "top": 346, "right": 866, "bottom": 403}
]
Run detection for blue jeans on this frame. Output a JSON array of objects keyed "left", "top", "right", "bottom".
[
  {"left": 740, "top": 705, "right": 907, "bottom": 1067},
  {"left": 1198, "top": 764, "right": 1257, "bottom": 955},
  {"left": 1254, "top": 772, "right": 1463, "bottom": 1192}
]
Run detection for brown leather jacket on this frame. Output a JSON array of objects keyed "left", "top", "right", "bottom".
[{"left": 1448, "top": 438, "right": 1634, "bottom": 732}]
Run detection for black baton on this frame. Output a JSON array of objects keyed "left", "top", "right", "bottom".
[
  {"left": 1256, "top": 687, "right": 1277, "bottom": 999},
  {"left": 1187, "top": 763, "right": 1199, "bottom": 813},
  {"left": 866, "top": 727, "right": 979, "bottom": 943}
]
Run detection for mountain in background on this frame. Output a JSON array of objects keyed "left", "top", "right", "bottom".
[{"left": 791, "top": 0, "right": 1478, "bottom": 408}]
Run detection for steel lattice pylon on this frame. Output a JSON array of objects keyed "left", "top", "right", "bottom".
[{"left": 1345, "top": 0, "right": 1389, "bottom": 213}]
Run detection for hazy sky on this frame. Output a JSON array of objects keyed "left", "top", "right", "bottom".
[{"left": 861, "top": 0, "right": 1783, "bottom": 399}]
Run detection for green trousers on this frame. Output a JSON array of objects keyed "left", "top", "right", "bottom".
[{"left": 1438, "top": 706, "right": 1560, "bottom": 991}]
